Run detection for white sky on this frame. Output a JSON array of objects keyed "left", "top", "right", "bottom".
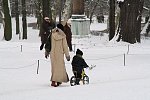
[{"left": 0, "top": 17, "right": 150, "bottom": 100}]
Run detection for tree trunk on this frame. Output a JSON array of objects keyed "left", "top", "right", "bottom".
[
  {"left": 2, "top": 0, "right": 12, "bottom": 41},
  {"left": 117, "top": 0, "right": 144, "bottom": 44},
  {"left": 42, "top": 0, "right": 50, "bottom": 18},
  {"left": 89, "top": 4, "right": 97, "bottom": 23},
  {"left": 36, "top": 0, "right": 42, "bottom": 29},
  {"left": 109, "top": 0, "right": 115, "bottom": 41},
  {"left": 15, "top": 0, "right": 20, "bottom": 37},
  {"left": 136, "top": 0, "right": 144, "bottom": 43},
  {"left": 63, "top": 0, "right": 72, "bottom": 21},
  {"left": 59, "top": 0, "right": 64, "bottom": 23},
  {"left": 22, "top": 0, "right": 27, "bottom": 39}
]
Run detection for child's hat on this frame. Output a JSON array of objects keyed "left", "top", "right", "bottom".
[
  {"left": 57, "top": 23, "right": 64, "bottom": 31},
  {"left": 76, "top": 49, "right": 83, "bottom": 55}
]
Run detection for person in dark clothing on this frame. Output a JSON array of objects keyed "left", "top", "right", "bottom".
[
  {"left": 64, "top": 22, "right": 72, "bottom": 51},
  {"left": 40, "top": 17, "right": 55, "bottom": 50},
  {"left": 71, "top": 49, "right": 89, "bottom": 85}
]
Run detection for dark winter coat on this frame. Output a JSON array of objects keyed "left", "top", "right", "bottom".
[
  {"left": 71, "top": 54, "right": 89, "bottom": 74},
  {"left": 64, "top": 23, "right": 72, "bottom": 51},
  {"left": 40, "top": 20, "right": 55, "bottom": 44}
]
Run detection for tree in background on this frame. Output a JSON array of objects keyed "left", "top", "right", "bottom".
[
  {"left": 35, "top": 0, "right": 42, "bottom": 29},
  {"left": 2, "top": 0, "right": 12, "bottom": 41},
  {"left": 109, "top": 0, "right": 115, "bottom": 41},
  {"left": 22, "top": 0, "right": 27, "bottom": 39},
  {"left": 117, "top": 0, "right": 144, "bottom": 44},
  {"left": 63, "top": 0, "right": 72, "bottom": 21},
  {"left": 144, "top": 0, "right": 150, "bottom": 13},
  {"left": 15, "top": 0, "right": 20, "bottom": 39},
  {"left": 84, "top": 0, "right": 108, "bottom": 24},
  {"left": 42, "top": 0, "right": 50, "bottom": 18},
  {"left": 89, "top": 0, "right": 100, "bottom": 23},
  {"left": 58, "top": 0, "right": 65, "bottom": 23}
]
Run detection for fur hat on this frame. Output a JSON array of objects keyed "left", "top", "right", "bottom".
[
  {"left": 76, "top": 49, "right": 83, "bottom": 55},
  {"left": 57, "top": 23, "right": 64, "bottom": 31}
]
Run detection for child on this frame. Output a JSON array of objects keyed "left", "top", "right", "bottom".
[{"left": 71, "top": 49, "right": 89, "bottom": 85}]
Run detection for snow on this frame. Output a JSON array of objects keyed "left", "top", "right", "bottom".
[
  {"left": 117, "top": 0, "right": 124, "bottom": 2},
  {"left": 1, "top": 17, "right": 150, "bottom": 100},
  {"left": 90, "top": 23, "right": 107, "bottom": 31}
]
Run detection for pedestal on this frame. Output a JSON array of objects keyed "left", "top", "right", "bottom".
[{"left": 70, "top": 15, "right": 90, "bottom": 37}]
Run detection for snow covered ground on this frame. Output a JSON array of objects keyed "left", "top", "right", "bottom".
[{"left": 1, "top": 17, "right": 150, "bottom": 100}]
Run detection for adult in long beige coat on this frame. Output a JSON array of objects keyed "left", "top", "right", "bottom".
[{"left": 45, "top": 24, "right": 70, "bottom": 87}]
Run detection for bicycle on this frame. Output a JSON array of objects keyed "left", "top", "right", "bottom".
[{"left": 70, "top": 65, "right": 96, "bottom": 86}]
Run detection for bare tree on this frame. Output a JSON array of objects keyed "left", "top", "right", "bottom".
[
  {"left": 63, "top": 0, "right": 72, "bottom": 21},
  {"left": 109, "top": 0, "right": 115, "bottom": 40},
  {"left": 84, "top": 0, "right": 108, "bottom": 23},
  {"left": 22, "top": 0, "right": 27, "bottom": 39},
  {"left": 42, "top": 0, "right": 49, "bottom": 17},
  {"left": 117, "top": 0, "right": 144, "bottom": 44},
  {"left": 15, "top": 0, "right": 20, "bottom": 37},
  {"left": 2, "top": 0, "right": 12, "bottom": 41},
  {"left": 35, "top": 0, "right": 42, "bottom": 29},
  {"left": 89, "top": 0, "right": 100, "bottom": 23}
]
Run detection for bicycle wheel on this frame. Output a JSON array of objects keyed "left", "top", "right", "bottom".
[
  {"left": 83, "top": 75, "right": 89, "bottom": 85},
  {"left": 70, "top": 76, "right": 76, "bottom": 86}
]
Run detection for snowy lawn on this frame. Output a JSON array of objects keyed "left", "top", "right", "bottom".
[{"left": 0, "top": 18, "right": 150, "bottom": 100}]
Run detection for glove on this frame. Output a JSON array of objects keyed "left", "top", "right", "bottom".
[
  {"left": 45, "top": 51, "right": 49, "bottom": 59},
  {"left": 88, "top": 65, "right": 96, "bottom": 70},
  {"left": 88, "top": 67, "right": 93, "bottom": 70},
  {"left": 66, "top": 55, "right": 70, "bottom": 61}
]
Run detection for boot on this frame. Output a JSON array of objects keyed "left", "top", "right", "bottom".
[
  {"left": 75, "top": 78, "right": 80, "bottom": 85},
  {"left": 51, "top": 81, "right": 57, "bottom": 87},
  {"left": 57, "top": 82, "right": 62, "bottom": 86},
  {"left": 40, "top": 43, "right": 44, "bottom": 50}
]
